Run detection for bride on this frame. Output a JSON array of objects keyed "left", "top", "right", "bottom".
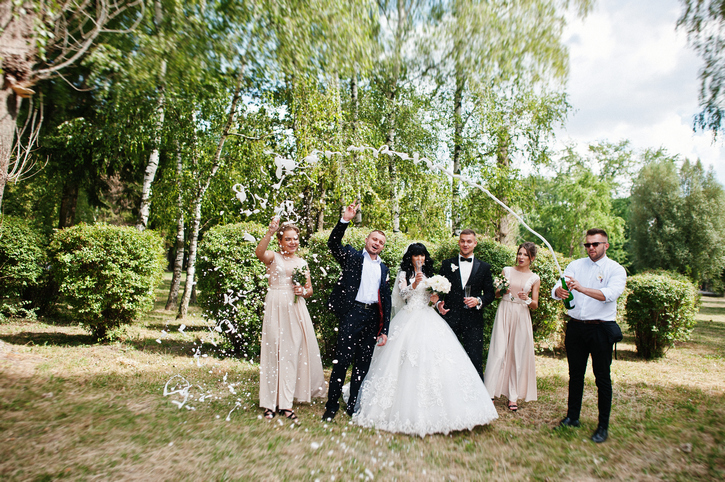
[{"left": 352, "top": 243, "right": 498, "bottom": 437}]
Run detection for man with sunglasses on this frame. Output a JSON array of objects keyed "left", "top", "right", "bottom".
[{"left": 552, "top": 228, "right": 626, "bottom": 443}]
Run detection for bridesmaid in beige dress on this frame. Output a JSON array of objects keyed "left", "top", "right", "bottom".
[
  {"left": 484, "top": 242, "right": 540, "bottom": 412},
  {"left": 255, "top": 217, "right": 326, "bottom": 422}
]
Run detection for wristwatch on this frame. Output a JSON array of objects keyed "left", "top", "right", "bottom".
[{"left": 476, "top": 297, "right": 483, "bottom": 310}]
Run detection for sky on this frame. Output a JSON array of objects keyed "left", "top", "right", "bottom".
[{"left": 556, "top": 0, "right": 725, "bottom": 185}]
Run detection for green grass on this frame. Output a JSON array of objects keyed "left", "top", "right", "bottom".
[{"left": 1, "top": 279, "right": 724, "bottom": 480}]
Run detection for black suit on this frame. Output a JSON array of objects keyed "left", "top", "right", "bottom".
[
  {"left": 439, "top": 256, "right": 495, "bottom": 379},
  {"left": 325, "top": 221, "right": 392, "bottom": 416}
]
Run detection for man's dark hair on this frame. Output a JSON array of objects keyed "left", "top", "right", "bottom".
[
  {"left": 460, "top": 229, "right": 476, "bottom": 237},
  {"left": 586, "top": 228, "right": 608, "bottom": 241}
]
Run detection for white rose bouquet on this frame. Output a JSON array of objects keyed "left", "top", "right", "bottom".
[{"left": 423, "top": 275, "right": 452, "bottom": 306}]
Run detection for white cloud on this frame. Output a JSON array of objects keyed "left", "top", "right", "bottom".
[{"left": 558, "top": 0, "right": 725, "bottom": 185}]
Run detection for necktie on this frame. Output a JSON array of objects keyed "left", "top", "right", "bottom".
[{"left": 460, "top": 257, "right": 472, "bottom": 263}]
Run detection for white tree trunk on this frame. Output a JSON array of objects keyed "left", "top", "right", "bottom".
[
  {"left": 136, "top": 58, "right": 167, "bottom": 230},
  {"left": 178, "top": 200, "right": 200, "bottom": 319},
  {"left": 452, "top": 63, "right": 465, "bottom": 236},
  {"left": 166, "top": 145, "right": 185, "bottom": 310},
  {"left": 177, "top": 66, "right": 245, "bottom": 319}
]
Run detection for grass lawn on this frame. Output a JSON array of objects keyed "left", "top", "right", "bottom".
[{"left": 1, "top": 276, "right": 723, "bottom": 481}]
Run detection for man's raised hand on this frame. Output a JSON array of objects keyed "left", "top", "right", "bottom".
[{"left": 342, "top": 201, "right": 361, "bottom": 222}]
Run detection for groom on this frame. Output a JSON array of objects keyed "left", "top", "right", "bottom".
[
  {"left": 436, "top": 229, "right": 495, "bottom": 379},
  {"left": 322, "top": 201, "right": 392, "bottom": 421}
]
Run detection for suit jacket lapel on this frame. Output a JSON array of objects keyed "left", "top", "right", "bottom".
[
  {"left": 452, "top": 258, "right": 464, "bottom": 289},
  {"left": 467, "top": 258, "right": 481, "bottom": 286}
]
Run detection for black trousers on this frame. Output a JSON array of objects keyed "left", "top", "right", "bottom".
[
  {"left": 448, "top": 316, "right": 484, "bottom": 380},
  {"left": 564, "top": 320, "right": 614, "bottom": 429},
  {"left": 325, "top": 304, "right": 379, "bottom": 416}
]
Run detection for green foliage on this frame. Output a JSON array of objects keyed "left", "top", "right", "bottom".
[
  {"left": 196, "top": 222, "right": 271, "bottom": 360},
  {"left": 305, "top": 226, "right": 411, "bottom": 363},
  {"left": 50, "top": 224, "right": 164, "bottom": 340},
  {"left": 527, "top": 144, "right": 629, "bottom": 260},
  {"left": 0, "top": 216, "right": 48, "bottom": 320},
  {"left": 432, "top": 236, "right": 566, "bottom": 355},
  {"left": 624, "top": 271, "right": 699, "bottom": 360},
  {"left": 678, "top": 0, "right": 725, "bottom": 136},
  {"left": 630, "top": 155, "right": 725, "bottom": 287}
]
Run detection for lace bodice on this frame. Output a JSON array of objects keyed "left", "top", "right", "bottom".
[{"left": 397, "top": 272, "right": 433, "bottom": 311}]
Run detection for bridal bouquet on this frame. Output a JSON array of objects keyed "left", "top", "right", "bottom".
[
  {"left": 424, "top": 275, "right": 452, "bottom": 306},
  {"left": 494, "top": 275, "right": 510, "bottom": 295},
  {"left": 292, "top": 266, "right": 308, "bottom": 303}
]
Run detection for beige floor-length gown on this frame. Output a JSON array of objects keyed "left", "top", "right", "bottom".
[
  {"left": 484, "top": 266, "right": 539, "bottom": 402},
  {"left": 259, "top": 252, "right": 326, "bottom": 411}
]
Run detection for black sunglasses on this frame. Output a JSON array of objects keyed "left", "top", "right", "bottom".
[{"left": 583, "top": 242, "right": 605, "bottom": 248}]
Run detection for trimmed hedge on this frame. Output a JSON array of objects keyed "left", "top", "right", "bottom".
[
  {"left": 51, "top": 224, "right": 165, "bottom": 340},
  {"left": 196, "top": 222, "right": 271, "bottom": 360},
  {"left": 625, "top": 271, "right": 699, "bottom": 359},
  {"left": 0, "top": 216, "right": 48, "bottom": 320}
]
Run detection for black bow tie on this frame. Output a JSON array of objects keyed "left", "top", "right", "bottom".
[{"left": 460, "top": 257, "right": 472, "bottom": 263}]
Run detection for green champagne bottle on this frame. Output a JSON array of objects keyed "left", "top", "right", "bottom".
[{"left": 561, "top": 277, "right": 575, "bottom": 310}]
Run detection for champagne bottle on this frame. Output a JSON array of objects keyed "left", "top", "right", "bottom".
[{"left": 561, "top": 277, "right": 575, "bottom": 310}]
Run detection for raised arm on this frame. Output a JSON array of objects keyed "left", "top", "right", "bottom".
[
  {"left": 327, "top": 201, "right": 360, "bottom": 264},
  {"left": 255, "top": 217, "right": 279, "bottom": 265}
]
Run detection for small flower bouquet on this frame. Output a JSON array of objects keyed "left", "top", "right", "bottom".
[
  {"left": 292, "top": 265, "right": 308, "bottom": 303},
  {"left": 424, "top": 275, "right": 452, "bottom": 306},
  {"left": 494, "top": 276, "right": 510, "bottom": 295}
]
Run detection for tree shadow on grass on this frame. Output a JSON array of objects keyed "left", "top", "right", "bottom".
[
  {"left": 143, "top": 322, "right": 211, "bottom": 333},
  {"left": 0, "top": 331, "right": 96, "bottom": 347},
  {"left": 698, "top": 305, "right": 725, "bottom": 317},
  {"left": 123, "top": 336, "right": 196, "bottom": 356}
]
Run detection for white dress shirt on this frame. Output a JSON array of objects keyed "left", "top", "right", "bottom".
[
  {"left": 356, "top": 249, "right": 382, "bottom": 304},
  {"left": 459, "top": 254, "right": 474, "bottom": 287},
  {"left": 551, "top": 255, "right": 627, "bottom": 321}
]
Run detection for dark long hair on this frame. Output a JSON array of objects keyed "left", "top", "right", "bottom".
[{"left": 400, "top": 243, "right": 435, "bottom": 281}]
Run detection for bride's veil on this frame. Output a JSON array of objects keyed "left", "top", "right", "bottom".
[{"left": 391, "top": 242, "right": 416, "bottom": 318}]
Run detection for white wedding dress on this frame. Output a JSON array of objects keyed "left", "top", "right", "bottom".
[{"left": 352, "top": 272, "right": 498, "bottom": 437}]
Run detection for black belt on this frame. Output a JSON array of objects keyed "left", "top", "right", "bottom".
[
  {"left": 568, "top": 317, "right": 610, "bottom": 325},
  {"left": 355, "top": 301, "right": 379, "bottom": 310}
]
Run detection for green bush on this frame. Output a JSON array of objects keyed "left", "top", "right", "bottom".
[
  {"left": 0, "top": 216, "right": 48, "bottom": 320},
  {"left": 432, "top": 237, "right": 566, "bottom": 355},
  {"left": 196, "top": 222, "right": 271, "bottom": 360},
  {"left": 50, "top": 224, "right": 164, "bottom": 340},
  {"left": 624, "top": 271, "right": 699, "bottom": 359},
  {"left": 305, "top": 227, "right": 411, "bottom": 363}
]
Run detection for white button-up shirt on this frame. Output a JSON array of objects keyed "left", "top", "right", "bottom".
[
  {"left": 356, "top": 249, "right": 382, "bottom": 304},
  {"left": 459, "top": 254, "right": 474, "bottom": 287},
  {"left": 551, "top": 255, "right": 627, "bottom": 321}
]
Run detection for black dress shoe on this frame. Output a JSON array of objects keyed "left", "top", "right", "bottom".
[
  {"left": 591, "top": 426, "right": 608, "bottom": 443},
  {"left": 321, "top": 410, "right": 336, "bottom": 421},
  {"left": 558, "top": 417, "right": 581, "bottom": 428}
]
